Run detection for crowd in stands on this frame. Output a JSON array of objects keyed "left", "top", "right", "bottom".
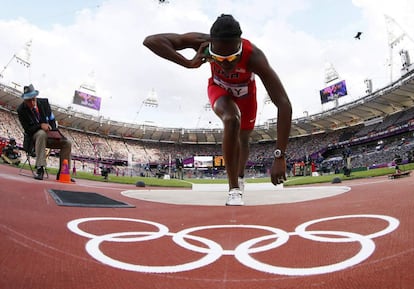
[{"left": 1, "top": 106, "right": 413, "bottom": 178}]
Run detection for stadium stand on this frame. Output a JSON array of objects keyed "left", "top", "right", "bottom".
[{"left": 1, "top": 70, "right": 413, "bottom": 178}]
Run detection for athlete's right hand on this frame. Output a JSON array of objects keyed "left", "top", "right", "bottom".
[
  {"left": 270, "top": 158, "right": 287, "bottom": 185},
  {"left": 188, "top": 42, "right": 210, "bottom": 68}
]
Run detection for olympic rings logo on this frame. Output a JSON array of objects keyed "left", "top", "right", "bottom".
[{"left": 67, "top": 214, "right": 399, "bottom": 276}]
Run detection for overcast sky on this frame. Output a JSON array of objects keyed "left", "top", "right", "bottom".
[{"left": 0, "top": 0, "right": 413, "bottom": 129}]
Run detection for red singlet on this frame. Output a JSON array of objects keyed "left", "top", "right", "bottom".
[{"left": 207, "top": 38, "right": 257, "bottom": 130}]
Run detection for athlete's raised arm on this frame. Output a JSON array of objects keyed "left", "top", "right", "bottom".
[{"left": 143, "top": 32, "right": 210, "bottom": 68}]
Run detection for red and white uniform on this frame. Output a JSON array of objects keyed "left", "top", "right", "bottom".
[{"left": 207, "top": 38, "right": 257, "bottom": 130}]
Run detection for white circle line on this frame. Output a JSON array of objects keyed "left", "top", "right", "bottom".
[
  {"left": 295, "top": 214, "right": 400, "bottom": 242},
  {"left": 235, "top": 230, "right": 376, "bottom": 276},
  {"left": 67, "top": 217, "right": 169, "bottom": 242},
  {"left": 86, "top": 232, "right": 222, "bottom": 273}
]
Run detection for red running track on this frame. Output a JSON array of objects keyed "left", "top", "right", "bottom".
[{"left": 0, "top": 164, "right": 413, "bottom": 289}]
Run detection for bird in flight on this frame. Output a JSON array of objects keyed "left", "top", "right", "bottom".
[{"left": 354, "top": 32, "right": 362, "bottom": 40}]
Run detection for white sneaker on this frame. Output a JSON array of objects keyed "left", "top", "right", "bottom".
[
  {"left": 238, "top": 177, "right": 245, "bottom": 193},
  {"left": 226, "top": 188, "right": 244, "bottom": 206}
]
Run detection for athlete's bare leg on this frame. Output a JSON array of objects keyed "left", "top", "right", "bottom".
[
  {"left": 213, "top": 95, "right": 241, "bottom": 190},
  {"left": 238, "top": 129, "right": 252, "bottom": 177}
]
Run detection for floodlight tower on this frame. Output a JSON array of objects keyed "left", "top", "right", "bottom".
[
  {"left": 323, "top": 62, "right": 341, "bottom": 108},
  {"left": 399, "top": 49, "right": 411, "bottom": 74},
  {"left": 257, "top": 93, "right": 272, "bottom": 125},
  {"left": 79, "top": 71, "right": 97, "bottom": 94},
  {"left": 0, "top": 40, "right": 32, "bottom": 86},
  {"left": 134, "top": 88, "right": 159, "bottom": 123},
  {"left": 195, "top": 102, "right": 213, "bottom": 128},
  {"left": 385, "top": 15, "right": 414, "bottom": 82},
  {"left": 364, "top": 79, "right": 373, "bottom": 94},
  {"left": 142, "top": 88, "right": 159, "bottom": 107},
  {"left": 324, "top": 62, "right": 340, "bottom": 85}
]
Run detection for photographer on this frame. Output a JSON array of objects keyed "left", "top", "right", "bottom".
[
  {"left": 393, "top": 153, "right": 403, "bottom": 173},
  {"left": 100, "top": 166, "right": 110, "bottom": 181},
  {"left": 1, "top": 138, "right": 21, "bottom": 165},
  {"left": 17, "top": 84, "right": 74, "bottom": 181}
]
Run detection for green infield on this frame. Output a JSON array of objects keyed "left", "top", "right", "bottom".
[{"left": 16, "top": 162, "right": 412, "bottom": 188}]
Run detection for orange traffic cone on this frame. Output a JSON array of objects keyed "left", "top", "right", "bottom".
[{"left": 58, "top": 159, "right": 72, "bottom": 184}]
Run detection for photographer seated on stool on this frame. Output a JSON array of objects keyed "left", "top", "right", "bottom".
[{"left": 17, "top": 84, "right": 75, "bottom": 182}]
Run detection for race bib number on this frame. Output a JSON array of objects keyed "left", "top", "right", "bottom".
[{"left": 213, "top": 76, "right": 249, "bottom": 97}]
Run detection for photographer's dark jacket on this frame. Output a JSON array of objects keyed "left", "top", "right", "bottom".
[
  {"left": 17, "top": 98, "right": 57, "bottom": 151},
  {"left": 17, "top": 98, "right": 57, "bottom": 135}
]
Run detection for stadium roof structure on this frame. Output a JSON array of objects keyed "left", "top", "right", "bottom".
[{"left": 1, "top": 70, "right": 414, "bottom": 144}]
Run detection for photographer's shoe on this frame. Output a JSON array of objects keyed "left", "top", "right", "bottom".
[{"left": 34, "top": 167, "right": 44, "bottom": 180}]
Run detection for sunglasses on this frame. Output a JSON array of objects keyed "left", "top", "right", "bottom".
[{"left": 208, "top": 42, "right": 243, "bottom": 62}]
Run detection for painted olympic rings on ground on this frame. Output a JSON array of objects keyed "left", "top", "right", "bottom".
[{"left": 67, "top": 214, "right": 399, "bottom": 276}]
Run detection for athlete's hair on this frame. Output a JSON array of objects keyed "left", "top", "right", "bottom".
[{"left": 210, "top": 14, "right": 242, "bottom": 40}]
